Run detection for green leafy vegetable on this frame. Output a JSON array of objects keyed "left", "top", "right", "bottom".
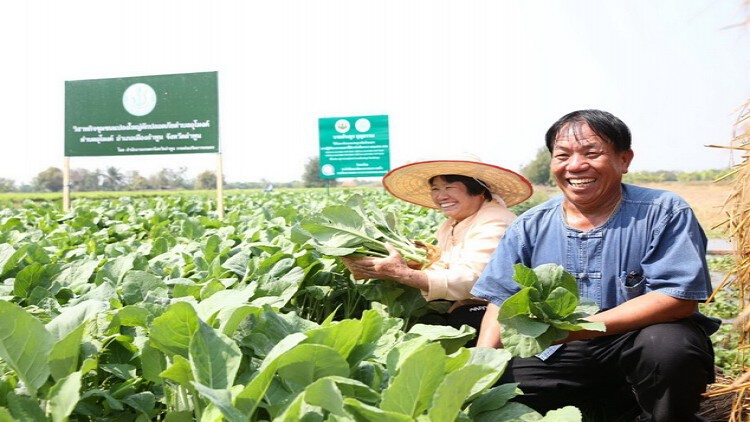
[
  {"left": 293, "top": 194, "right": 433, "bottom": 267},
  {"left": 0, "top": 300, "right": 54, "bottom": 396},
  {"left": 0, "top": 192, "right": 586, "bottom": 420},
  {"left": 498, "top": 263, "right": 606, "bottom": 358}
]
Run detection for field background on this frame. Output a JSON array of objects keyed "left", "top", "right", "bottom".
[
  {"left": 533, "top": 181, "right": 734, "bottom": 240},
  {"left": 0, "top": 180, "right": 734, "bottom": 239},
  {"left": 645, "top": 181, "right": 733, "bottom": 235},
  {"left": 0, "top": 180, "right": 740, "bottom": 420}
]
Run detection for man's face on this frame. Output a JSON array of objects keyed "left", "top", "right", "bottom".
[{"left": 550, "top": 122, "right": 633, "bottom": 211}]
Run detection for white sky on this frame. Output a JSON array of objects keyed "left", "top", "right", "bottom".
[{"left": 2, "top": 1, "right": 749, "bottom": 185}]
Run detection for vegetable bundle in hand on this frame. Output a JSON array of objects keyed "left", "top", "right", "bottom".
[
  {"left": 292, "top": 194, "right": 439, "bottom": 269},
  {"left": 498, "top": 263, "right": 606, "bottom": 358}
]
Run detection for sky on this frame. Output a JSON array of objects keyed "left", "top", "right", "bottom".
[{"left": 2, "top": 0, "right": 749, "bottom": 186}]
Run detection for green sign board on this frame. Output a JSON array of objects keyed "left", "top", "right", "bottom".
[
  {"left": 318, "top": 115, "right": 390, "bottom": 179},
  {"left": 65, "top": 71, "right": 219, "bottom": 157}
]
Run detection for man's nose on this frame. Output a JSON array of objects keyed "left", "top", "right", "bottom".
[{"left": 567, "top": 154, "right": 589, "bottom": 170}]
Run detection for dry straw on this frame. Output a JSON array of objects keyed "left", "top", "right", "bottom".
[{"left": 703, "top": 100, "right": 750, "bottom": 421}]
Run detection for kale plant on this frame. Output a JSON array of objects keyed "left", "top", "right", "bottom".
[
  {"left": 498, "top": 263, "right": 606, "bottom": 358},
  {"left": 292, "top": 194, "right": 434, "bottom": 267}
]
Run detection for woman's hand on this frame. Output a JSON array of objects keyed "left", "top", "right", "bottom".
[
  {"left": 340, "top": 255, "right": 373, "bottom": 280},
  {"left": 341, "top": 244, "right": 430, "bottom": 291},
  {"left": 341, "top": 243, "right": 408, "bottom": 280}
]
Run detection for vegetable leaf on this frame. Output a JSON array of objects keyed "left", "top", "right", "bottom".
[
  {"left": 498, "top": 264, "right": 606, "bottom": 358},
  {"left": 0, "top": 300, "right": 54, "bottom": 396},
  {"left": 295, "top": 194, "right": 430, "bottom": 266}
]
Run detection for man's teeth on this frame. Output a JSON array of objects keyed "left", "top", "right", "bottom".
[{"left": 569, "top": 178, "right": 595, "bottom": 187}]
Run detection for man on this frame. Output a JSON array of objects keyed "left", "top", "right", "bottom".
[{"left": 471, "top": 109, "right": 718, "bottom": 421}]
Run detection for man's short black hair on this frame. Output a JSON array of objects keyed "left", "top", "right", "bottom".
[{"left": 545, "top": 109, "right": 632, "bottom": 153}]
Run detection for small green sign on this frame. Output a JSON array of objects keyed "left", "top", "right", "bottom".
[
  {"left": 65, "top": 72, "right": 219, "bottom": 157},
  {"left": 318, "top": 115, "right": 390, "bottom": 179}
]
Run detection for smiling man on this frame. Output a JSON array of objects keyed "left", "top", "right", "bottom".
[{"left": 471, "top": 109, "right": 718, "bottom": 421}]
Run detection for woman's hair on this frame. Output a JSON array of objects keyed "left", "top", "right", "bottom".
[
  {"left": 428, "top": 174, "right": 492, "bottom": 200},
  {"left": 544, "top": 109, "right": 632, "bottom": 153}
]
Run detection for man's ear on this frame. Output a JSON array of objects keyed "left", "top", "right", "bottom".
[{"left": 621, "top": 150, "right": 635, "bottom": 174}]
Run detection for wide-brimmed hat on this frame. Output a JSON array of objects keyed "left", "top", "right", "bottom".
[{"left": 382, "top": 153, "right": 533, "bottom": 209}]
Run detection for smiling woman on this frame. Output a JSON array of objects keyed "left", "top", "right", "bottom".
[
  {"left": 341, "top": 153, "right": 533, "bottom": 345},
  {"left": 428, "top": 175, "right": 490, "bottom": 221}
]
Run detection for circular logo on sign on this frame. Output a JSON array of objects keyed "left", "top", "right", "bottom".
[
  {"left": 122, "top": 83, "right": 157, "bottom": 116},
  {"left": 321, "top": 164, "right": 335, "bottom": 176},
  {"left": 355, "top": 118, "right": 371, "bottom": 132},
  {"left": 335, "top": 119, "right": 350, "bottom": 133}
]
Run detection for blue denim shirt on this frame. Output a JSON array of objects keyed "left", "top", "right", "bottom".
[{"left": 472, "top": 184, "right": 716, "bottom": 342}]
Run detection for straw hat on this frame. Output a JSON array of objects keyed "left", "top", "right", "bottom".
[{"left": 382, "top": 153, "right": 533, "bottom": 209}]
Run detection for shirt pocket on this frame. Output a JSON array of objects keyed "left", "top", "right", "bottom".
[{"left": 619, "top": 270, "right": 646, "bottom": 300}]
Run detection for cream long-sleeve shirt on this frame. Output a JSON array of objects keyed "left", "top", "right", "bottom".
[{"left": 422, "top": 200, "right": 516, "bottom": 301}]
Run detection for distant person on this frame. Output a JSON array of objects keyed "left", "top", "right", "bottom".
[
  {"left": 472, "top": 109, "right": 719, "bottom": 421},
  {"left": 264, "top": 183, "right": 274, "bottom": 192},
  {"left": 342, "top": 153, "right": 533, "bottom": 346}
]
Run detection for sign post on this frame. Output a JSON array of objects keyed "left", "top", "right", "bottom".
[
  {"left": 318, "top": 115, "right": 390, "bottom": 180},
  {"left": 64, "top": 71, "right": 223, "bottom": 217},
  {"left": 65, "top": 72, "right": 219, "bottom": 157}
]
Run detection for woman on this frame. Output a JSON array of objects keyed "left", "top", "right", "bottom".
[{"left": 342, "top": 153, "right": 533, "bottom": 343}]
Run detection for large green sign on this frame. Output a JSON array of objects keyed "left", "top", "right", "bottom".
[
  {"left": 65, "top": 71, "right": 219, "bottom": 157},
  {"left": 318, "top": 115, "right": 390, "bottom": 179}
]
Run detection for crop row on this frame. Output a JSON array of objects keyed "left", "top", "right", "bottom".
[{"left": 0, "top": 190, "right": 576, "bottom": 421}]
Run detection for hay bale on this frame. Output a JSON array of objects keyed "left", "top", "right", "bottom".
[{"left": 699, "top": 369, "right": 750, "bottom": 421}]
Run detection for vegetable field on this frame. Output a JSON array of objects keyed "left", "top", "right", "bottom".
[{"left": 0, "top": 189, "right": 585, "bottom": 421}]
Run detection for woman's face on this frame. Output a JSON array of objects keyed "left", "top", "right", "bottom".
[{"left": 429, "top": 176, "right": 486, "bottom": 221}]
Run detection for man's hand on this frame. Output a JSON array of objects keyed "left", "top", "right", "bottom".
[
  {"left": 556, "top": 292, "right": 699, "bottom": 344},
  {"left": 476, "top": 302, "right": 504, "bottom": 348}
]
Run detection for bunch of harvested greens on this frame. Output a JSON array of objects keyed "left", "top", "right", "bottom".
[
  {"left": 497, "top": 263, "right": 606, "bottom": 358},
  {"left": 292, "top": 194, "right": 439, "bottom": 269}
]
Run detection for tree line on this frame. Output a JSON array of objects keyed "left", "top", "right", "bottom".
[
  {"left": 0, "top": 157, "right": 337, "bottom": 193},
  {"left": 0, "top": 152, "right": 730, "bottom": 193}
]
